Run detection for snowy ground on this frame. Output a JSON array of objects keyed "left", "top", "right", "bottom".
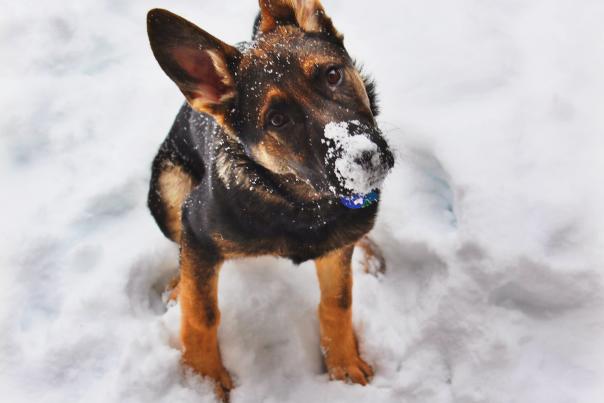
[{"left": 1, "top": 1, "right": 604, "bottom": 402}]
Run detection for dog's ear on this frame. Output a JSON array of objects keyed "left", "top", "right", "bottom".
[
  {"left": 147, "top": 9, "right": 240, "bottom": 116},
  {"left": 257, "top": 0, "right": 342, "bottom": 42}
]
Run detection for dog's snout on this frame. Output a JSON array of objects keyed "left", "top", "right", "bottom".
[
  {"left": 382, "top": 147, "right": 395, "bottom": 170},
  {"left": 369, "top": 132, "right": 395, "bottom": 171},
  {"left": 354, "top": 150, "right": 378, "bottom": 169}
]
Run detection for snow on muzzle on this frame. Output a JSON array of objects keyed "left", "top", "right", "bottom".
[{"left": 322, "top": 121, "right": 394, "bottom": 197}]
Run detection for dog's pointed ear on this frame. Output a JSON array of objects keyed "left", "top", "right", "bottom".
[
  {"left": 257, "top": 0, "right": 342, "bottom": 42},
  {"left": 147, "top": 9, "right": 241, "bottom": 115}
]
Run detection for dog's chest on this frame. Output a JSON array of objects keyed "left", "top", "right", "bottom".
[{"left": 209, "top": 198, "right": 377, "bottom": 263}]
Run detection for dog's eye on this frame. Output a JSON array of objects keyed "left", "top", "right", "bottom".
[
  {"left": 326, "top": 66, "right": 343, "bottom": 87},
  {"left": 268, "top": 111, "right": 288, "bottom": 128}
]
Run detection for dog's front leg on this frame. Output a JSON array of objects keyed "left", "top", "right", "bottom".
[
  {"left": 315, "top": 245, "right": 374, "bottom": 385},
  {"left": 179, "top": 240, "right": 233, "bottom": 401}
]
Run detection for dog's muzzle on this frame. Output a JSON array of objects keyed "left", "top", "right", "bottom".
[{"left": 323, "top": 121, "right": 394, "bottom": 203}]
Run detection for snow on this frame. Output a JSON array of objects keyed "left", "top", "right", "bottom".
[
  {"left": 1, "top": 0, "right": 604, "bottom": 402},
  {"left": 323, "top": 121, "right": 382, "bottom": 195}
]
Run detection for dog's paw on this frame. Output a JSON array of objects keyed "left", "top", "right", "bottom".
[
  {"left": 326, "top": 355, "right": 374, "bottom": 386},
  {"left": 356, "top": 236, "right": 386, "bottom": 276},
  {"left": 187, "top": 363, "right": 233, "bottom": 402},
  {"left": 161, "top": 276, "right": 180, "bottom": 305},
  {"left": 183, "top": 348, "right": 233, "bottom": 402},
  {"left": 211, "top": 367, "right": 234, "bottom": 403}
]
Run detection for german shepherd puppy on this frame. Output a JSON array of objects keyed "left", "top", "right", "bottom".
[{"left": 146, "top": 1, "right": 394, "bottom": 400}]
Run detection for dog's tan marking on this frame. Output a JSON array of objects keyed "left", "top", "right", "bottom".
[
  {"left": 158, "top": 162, "right": 194, "bottom": 242},
  {"left": 300, "top": 55, "right": 339, "bottom": 76},
  {"left": 315, "top": 244, "right": 374, "bottom": 385},
  {"left": 212, "top": 235, "right": 256, "bottom": 259},
  {"left": 348, "top": 67, "right": 373, "bottom": 116},
  {"left": 249, "top": 133, "right": 305, "bottom": 174},
  {"left": 258, "top": 87, "right": 288, "bottom": 128},
  {"left": 212, "top": 233, "right": 288, "bottom": 260},
  {"left": 179, "top": 242, "right": 232, "bottom": 402}
]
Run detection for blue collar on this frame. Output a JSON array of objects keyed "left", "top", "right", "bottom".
[{"left": 339, "top": 191, "right": 379, "bottom": 209}]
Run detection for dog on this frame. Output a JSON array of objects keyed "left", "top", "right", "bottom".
[{"left": 146, "top": 1, "right": 394, "bottom": 400}]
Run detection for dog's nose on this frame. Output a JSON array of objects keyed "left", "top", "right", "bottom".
[{"left": 354, "top": 150, "right": 377, "bottom": 169}]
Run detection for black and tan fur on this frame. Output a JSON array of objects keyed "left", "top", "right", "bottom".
[{"left": 146, "top": 1, "right": 393, "bottom": 400}]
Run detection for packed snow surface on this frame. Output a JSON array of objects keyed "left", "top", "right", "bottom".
[
  {"left": 323, "top": 121, "right": 382, "bottom": 195},
  {"left": 1, "top": 1, "right": 604, "bottom": 403}
]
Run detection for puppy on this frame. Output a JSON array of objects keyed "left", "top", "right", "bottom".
[{"left": 146, "top": 1, "right": 394, "bottom": 400}]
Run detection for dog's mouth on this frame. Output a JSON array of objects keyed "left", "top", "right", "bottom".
[{"left": 322, "top": 121, "right": 394, "bottom": 200}]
